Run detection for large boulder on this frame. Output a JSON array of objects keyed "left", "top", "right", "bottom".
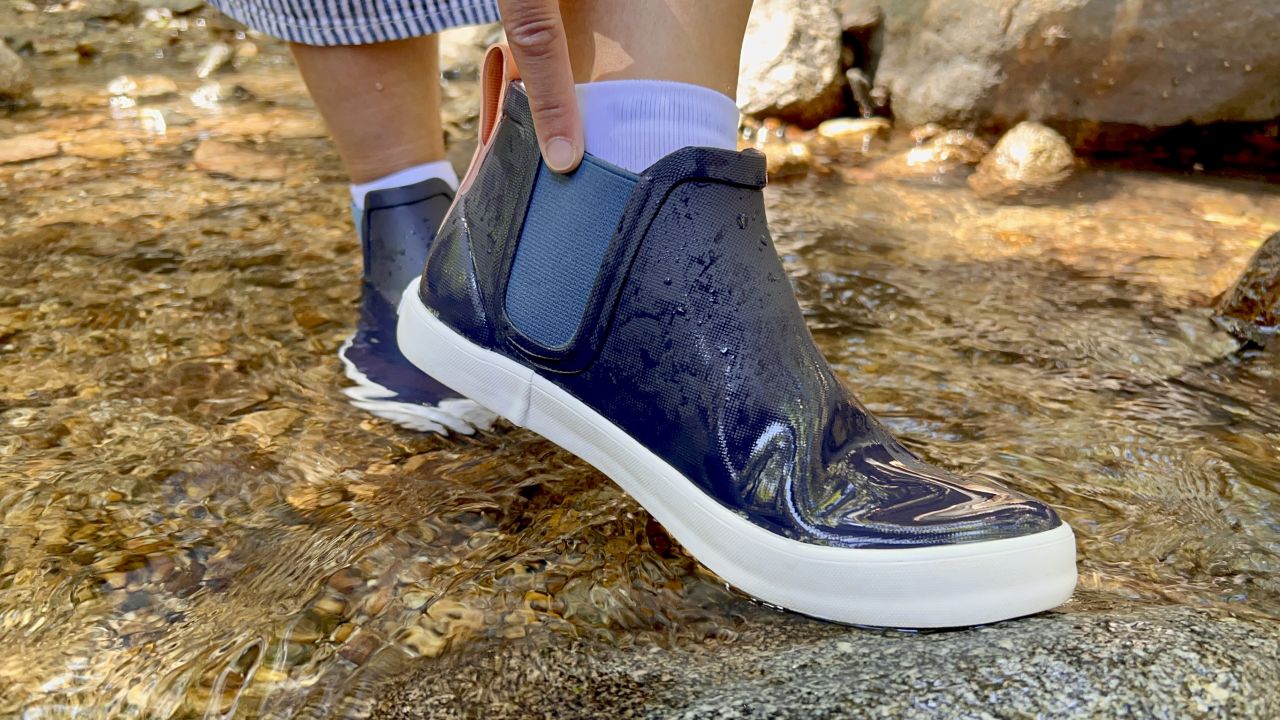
[
  {"left": 874, "top": 0, "right": 1280, "bottom": 130},
  {"left": 737, "top": 0, "right": 846, "bottom": 127}
]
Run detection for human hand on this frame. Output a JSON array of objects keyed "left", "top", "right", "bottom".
[{"left": 497, "top": 0, "right": 584, "bottom": 173}]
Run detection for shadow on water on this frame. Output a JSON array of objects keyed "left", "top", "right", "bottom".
[{"left": 1, "top": 5, "right": 1279, "bottom": 718}]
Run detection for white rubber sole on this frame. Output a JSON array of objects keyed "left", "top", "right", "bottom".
[
  {"left": 338, "top": 335, "right": 497, "bottom": 435},
  {"left": 397, "top": 278, "right": 1077, "bottom": 628}
]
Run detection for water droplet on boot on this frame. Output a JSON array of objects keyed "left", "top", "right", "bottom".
[{"left": 737, "top": 214, "right": 748, "bottom": 229}]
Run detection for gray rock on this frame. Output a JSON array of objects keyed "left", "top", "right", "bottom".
[
  {"left": 874, "top": 0, "right": 1280, "bottom": 130},
  {"left": 969, "top": 121, "right": 1076, "bottom": 199},
  {"left": 372, "top": 596, "right": 1280, "bottom": 719},
  {"left": 737, "top": 0, "right": 846, "bottom": 127},
  {"left": 1214, "top": 231, "right": 1280, "bottom": 347},
  {"left": 0, "top": 43, "right": 33, "bottom": 105}
]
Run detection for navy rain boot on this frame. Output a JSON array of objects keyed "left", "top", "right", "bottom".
[
  {"left": 397, "top": 47, "right": 1076, "bottom": 627},
  {"left": 339, "top": 177, "right": 495, "bottom": 434}
]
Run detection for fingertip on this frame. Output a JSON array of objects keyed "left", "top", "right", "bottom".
[{"left": 543, "top": 136, "right": 582, "bottom": 173}]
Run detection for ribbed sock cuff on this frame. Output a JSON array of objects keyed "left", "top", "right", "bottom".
[
  {"left": 575, "top": 80, "right": 740, "bottom": 173},
  {"left": 350, "top": 159, "right": 459, "bottom": 209}
]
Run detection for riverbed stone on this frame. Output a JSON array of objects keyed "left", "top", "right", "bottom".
[
  {"left": 969, "top": 121, "right": 1076, "bottom": 200},
  {"left": 372, "top": 596, "right": 1280, "bottom": 719},
  {"left": 737, "top": 0, "right": 845, "bottom": 127},
  {"left": 873, "top": 0, "right": 1280, "bottom": 130}
]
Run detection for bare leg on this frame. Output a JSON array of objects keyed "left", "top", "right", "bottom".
[
  {"left": 561, "top": 0, "right": 752, "bottom": 97},
  {"left": 289, "top": 37, "right": 445, "bottom": 184}
]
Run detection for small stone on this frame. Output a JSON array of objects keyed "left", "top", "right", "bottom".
[
  {"left": 76, "top": 0, "right": 140, "bottom": 21},
  {"left": 232, "top": 41, "right": 258, "bottom": 69},
  {"left": 193, "top": 139, "right": 288, "bottom": 181},
  {"left": 816, "top": 117, "right": 891, "bottom": 151},
  {"left": 874, "top": 128, "right": 989, "bottom": 179},
  {"left": 142, "top": 0, "right": 204, "bottom": 13},
  {"left": 760, "top": 141, "right": 811, "bottom": 181},
  {"left": 108, "top": 74, "right": 178, "bottom": 100},
  {"left": 0, "top": 134, "right": 60, "bottom": 165},
  {"left": 968, "top": 121, "right": 1076, "bottom": 200},
  {"left": 232, "top": 408, "right": 301, "bottom": 440},
  {"left": 0, "top": 43, "right": 34, "bottom": 105},
  {"left": 196, "top": 42, "right": 233, "bottom": 80}
]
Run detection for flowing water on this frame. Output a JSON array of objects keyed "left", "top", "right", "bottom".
[{"left": 2, "top": 7, "right": 1279, "bottom": 718}]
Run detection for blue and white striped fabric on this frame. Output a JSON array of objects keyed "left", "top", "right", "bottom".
[{"left": 208, "top": 0, "right": 500, "bottom": 46}]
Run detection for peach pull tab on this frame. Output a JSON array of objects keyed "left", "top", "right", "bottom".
[{"left": 478, "top": 43, "right": 522, "bottom": 147}]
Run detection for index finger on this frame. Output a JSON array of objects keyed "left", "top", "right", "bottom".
[{"left": 498, "top": 0, "right": 584, "bottom": 173}]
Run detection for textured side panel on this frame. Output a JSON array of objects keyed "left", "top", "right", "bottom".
[{"left": 504, "top": 159, "right": 637, "bottom": 349}]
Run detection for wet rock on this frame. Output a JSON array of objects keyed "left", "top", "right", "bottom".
[
  {"left": 193, "top": 139, "right": 287, "bottom": 180},
  {"left": 737, "top": 0, "right": 845, "bottom": 127},
  {"left": 373, "top": 599, "right": 1280, "bottom": 719},
  {"left": 0, "top": 134, "right": 60, "bottom": 165},
  {"left": 760, "top": 141, "right": 811, "bottom": 181},
  {"left": 816, "top": 116, "right": 890, "bottom": 153},
  {"left": 139, "top": 0, "right": 204, "bottom": 13},
  {"left": 196, "top": 42, "right": 233, "bottom": 80},
  {"left": 75, "top": 0, "right": 140, "bottom": 22},
  {"left": 873, "top": 128, "right": 989, "bottom": 179},
  {"left": 107, "top": 74, "right": 178, "bottom": 101},
  {"left": 874, "top": 0, "right": 1280, "bottom": 130},
  {"left": 0, "top": 42, "right": 34, "bottom": 106},
  {"left": 968, "top": 121, "right": 1076, "bottom": 200},
  {"left": 63, "top": 140, "right": 129, "bottom": 160},
  {"left": 1214, "top": 231, "right": 1280, "bottom": 347}
]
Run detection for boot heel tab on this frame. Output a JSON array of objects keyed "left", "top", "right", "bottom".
[{"left": 479, "top": 44, "right": 522, "bottom": 147}]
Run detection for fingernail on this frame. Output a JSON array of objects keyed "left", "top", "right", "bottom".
[{"left": 544, "top": 137, "right": 576, "bottom": 172}]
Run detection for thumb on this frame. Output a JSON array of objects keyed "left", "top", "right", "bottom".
[{"left": 498, "top": 0, "right": 584, "bottom": 173}]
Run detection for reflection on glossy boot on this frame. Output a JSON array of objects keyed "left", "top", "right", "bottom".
[
  {"left": 397, "top": 46, "right": 1076, "bottom": 628},
  {"left": 339, "top": 177, "right": 496, "bottom": 434}
]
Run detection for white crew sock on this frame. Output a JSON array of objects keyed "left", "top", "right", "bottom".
[
  {"left": 575, "top": 80, "right": 740, "bottom": 174},
  {"left": 350, "top": 159, "right": 459, "bottom": 209}
]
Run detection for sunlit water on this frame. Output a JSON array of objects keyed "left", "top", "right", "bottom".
[{"left": 2, "top": 7, "right": 1279, "bottom": 718}]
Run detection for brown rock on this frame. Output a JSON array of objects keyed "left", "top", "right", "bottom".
[
  {"left": 0, "top": 134, "right": 60, "bottom": 165},
  {"left": 761, "top": 141, "right": 811, "bottom": 181},
  {"left": 0, "top": 43, "right": 34, "bottom": 105},
  {"left": 816, "top": 117, "right": 891, "bottom": 152},
  {"left": 968, "top": 122, "right": 1075, "bottom": 200},
  {"left": 873, "top": 129, "right": 989, "bottom": 179},
  {"left": 107, "top": 74, "right": 178, "bottom": 100},
  {"left": 63, "top": 141, "right": 129, "bottom": 160},
  {"left": 1214, "top": 231, "right": 1280, "bottom": 347},
  {"left": 737, "top": 0, "right": 845, "bottom": 127},
  {"left": 193, "top": 139, "right": 287, "bottom": 181}
]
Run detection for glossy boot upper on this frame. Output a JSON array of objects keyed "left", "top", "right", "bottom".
[
  {"left": 344, "top": 178, "right": 465, "bottom": 405},
  {"left": 421, "top": 84, "right": 1062, "bottom": 549}
]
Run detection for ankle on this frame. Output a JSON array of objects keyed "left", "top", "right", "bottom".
[
  {"left": 575, "top": 80, "right": 740, "bottom": 173},
  {"left": 350, "top": 160, "right": 459, "bottom": 210}
]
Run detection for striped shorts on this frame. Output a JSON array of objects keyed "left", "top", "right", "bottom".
[{"left": 207, "top": 0, "right": 501, "bottom": 46}]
